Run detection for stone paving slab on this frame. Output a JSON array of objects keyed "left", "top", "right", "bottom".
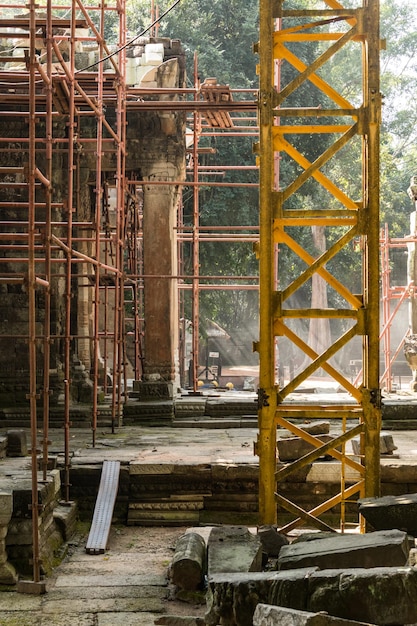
[
  {"left": 2, "top": 426, "right": 417, "bottom": 476},
  {"left": 55, "top": 553, "right": 171, "bottom": 574},
  {"left": 53, "top": 572, "right": 167, "bottom": 587},
  {"left": 0, "top": 611, "right": 43, "bottom": 626},
  {"left": 46, "top": 585, "right": 167, "bottom": 600},
  {"left": 41, "top": 596, "right": 166, "bottom": 615},
  {"left": 0, "top": 591, "right": 42, "bottom": 611},
  {"left": 60, "top": 546, "right": 174, "bottom": 573},
  {"left": 40, "top": 615, "right": 96, "bottom": 626},
  {"left": 97, "top": 612, "right": 161, "bottom": 626}
]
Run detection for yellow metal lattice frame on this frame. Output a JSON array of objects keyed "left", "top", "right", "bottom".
[{"left": 256, "top": 0, "right": 381, "bottom": 530}]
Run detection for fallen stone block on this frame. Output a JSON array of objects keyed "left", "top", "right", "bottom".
[
  {"left": 207, "top": 525, "right": 262, "bottom": 575},
  {"left": 291, "top": 532, "right": 337, "bottom": 545},
  {"left": 205, "top": 568, "right": 318, "bottom": 626},
  {"left": 351, "top": 433, "right": 397, "bottom": 456},
  {"left": 253, "top": 604, "right": 376, "bottom": 626},
  {"left": 308, "top": 566, "right": 417, "bottom": 625},
  {"left": 169, "top": 531, "right": 206, "bottom": 591},
  {"left": 258, "top": 524, "right": 289, "bottom": 557},
  {"left": 278, "top": 529, "right": 410, "bottom": 570},
  {"left": 358, "top": 493, "right": 417, "bottom": 535},
  {"left": 277, "top": 435, "right": 336, "bottom": 462}
]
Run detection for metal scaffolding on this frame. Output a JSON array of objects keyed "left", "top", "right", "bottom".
[
  {"left": 0, "top": 0, "right": 392, "bottom": 585},
  {"left": 257, "top": 0, "right": 382, "bottom": 530},
  {"left": 0, "top": 0, "right": 128, "bottom": 585},
  {"left": 0, "top": 0, "right": 259, "bottom": 583},
  {"left": 380, "top": 224, "right": 417, "bottom": 392}
]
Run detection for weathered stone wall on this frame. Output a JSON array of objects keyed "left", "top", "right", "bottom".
[{"left": 0, "top": 115, "right": 67, "bottom": 408}]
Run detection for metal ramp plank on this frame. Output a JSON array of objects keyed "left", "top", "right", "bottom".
[{"left": 85, "top": 460, "right": 120, "bottom": 554}]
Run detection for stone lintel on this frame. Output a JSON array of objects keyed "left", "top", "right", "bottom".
[
  {"left": 308, "top": 566, "right": 417, "bottom": 624},
  {"left": 278, "top": 529, "right": 411, "bottom": 571}
]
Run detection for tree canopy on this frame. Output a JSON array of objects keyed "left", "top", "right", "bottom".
[{"left": 125, "top": 0, "right": 416, "bottom": 356}]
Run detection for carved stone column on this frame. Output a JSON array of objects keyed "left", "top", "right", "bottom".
[{"left": 126, "top": 44, "right": 186, "bottom": 406}]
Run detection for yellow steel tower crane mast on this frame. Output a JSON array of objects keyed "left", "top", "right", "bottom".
[{"left": 256, "top": 0, "right": 382, "bottom": 530}]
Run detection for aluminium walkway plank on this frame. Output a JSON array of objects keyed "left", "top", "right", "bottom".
[{"left": 86, "top": 460, "right": 120, "bottom": 554}]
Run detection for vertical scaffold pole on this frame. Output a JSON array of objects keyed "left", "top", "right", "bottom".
[
  {"left": 257, "top": 0, "right": 278, "bottom": 525},
  {"left": 363, "top": 0, "right": 382, "bottom": 499}
]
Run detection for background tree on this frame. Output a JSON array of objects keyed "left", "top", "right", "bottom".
[{"left": 123, "top": 0, "right": 417, "bottom": 366}]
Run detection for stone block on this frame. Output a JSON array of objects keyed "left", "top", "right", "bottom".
[
  {"left": 205, "top": 398, "right": 257, "bottom": 417},
  {"left": 132, "top": 379, "right": 174, "bottom": 400},
  {"left": 306, "top": 462, "right": 361, "bottom": 484},
  {"left": 205, "top": 569, "right": 318, "bottom": 626},
  {"left": 358, "top": 493, "right": 417, "bottom": 535},
  {"left": 253, "top": 604, "right": 375, "bottom": 626},
  {"left": 169, "top": 532, "right": 206, "bottom": 591},
  {"left": 277, "top": 435, "right": 336, "bottom": 462},
  {"left": 207, "top": 525, "right": 262, "bottom": 575},
  {"left": 280, "top": 421, "right": 330, "bottom": 437},
  {"left": 307, "top": 566, "right": 417, "bottom": 625},
  {"left": 0, "top": 492, "right": 13, "bottom": 526},
  {"left": 278, "top": 529, "right": 410, "bottom": 570},
  {"left": 53, "top": 501, "right": 78, "bottom": 541},
  {"left": 6, "top": 429, "right": 28, "bottom": 456},
  {"left": 144, "top": 43, "right": 164, "bottom": 65},
  {"left": 381, "top": 463, "right": 417, "bottom": 483},
  {"left": 16, "top": 579, "right": 47, "bottom": 594},
  {"left": 351, "top": 433, "right": 397, "bottom": 456},
  {"left": 276, "top": 462, "right": 312, "bottom": 483},
  {"left": 0, "top": 560, "right": 18, "bottom": 585},
  {"left": 211, "top": 463, "right": 258, "bottom": 482},
  {"left": 0, "top": 435, "right": 6, "bottom": 459},
  {"left": 174, "top": 398, "right": 207, "bottom": 419},
  {"left": 123, "top": 400, "right": 174, "bottom": 425},
  {"left": 258, "top": 525, "right": 289, "bottom": 557}
]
